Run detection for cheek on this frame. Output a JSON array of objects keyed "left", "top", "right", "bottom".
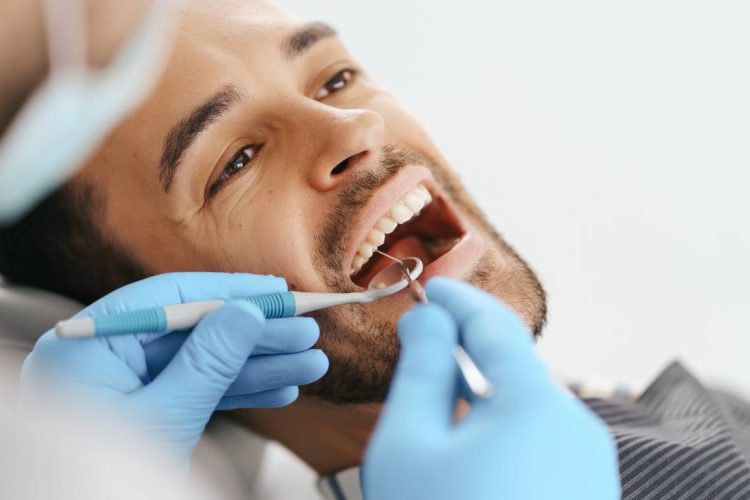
[{"left": 212, "top": 194, "right": 324, "bottom": 291}]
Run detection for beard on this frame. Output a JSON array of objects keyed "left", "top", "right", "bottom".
[{"left": 302, "top": 145, "right": 547, "bottom": 404}]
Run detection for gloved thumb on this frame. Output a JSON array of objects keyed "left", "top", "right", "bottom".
[
  {"left": 146, "top": 301, "right": 266, "bottom": 412},
  {"left": 378, "top": 303, "right": 458, "bottom": 440}
]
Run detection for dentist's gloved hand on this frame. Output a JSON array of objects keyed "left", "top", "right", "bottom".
[
  {"left": 21, "top": 273, "right": 328, "bottom": 468},
  {"left": 364, "top": 278, "right": 620, "bottom": 500}
]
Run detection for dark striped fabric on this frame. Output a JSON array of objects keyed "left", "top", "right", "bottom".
[{"left": 583, "top": 362, "right": 750, "bottom": 499}]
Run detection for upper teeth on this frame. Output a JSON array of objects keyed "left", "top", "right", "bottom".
[{"left": 350, "top": 184, "right": 432, "bottom": 276}]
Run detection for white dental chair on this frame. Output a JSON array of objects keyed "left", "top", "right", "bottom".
[{"left": 0, "top": 278, "right": 81, "bottom": 401}]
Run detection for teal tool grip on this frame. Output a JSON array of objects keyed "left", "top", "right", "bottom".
[
  {"left": 88, "top": 292, "right": 294, "bottom": 337},
  {"left": 240, "top": 292, "right": 296, "bottom": 319},
  {"left": 94, "top": 307, "right": 167, "bottom": 336}
]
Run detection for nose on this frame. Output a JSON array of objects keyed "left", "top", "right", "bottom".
[{"left": 301, "top": 106, "right": 385, "bottom": 192}]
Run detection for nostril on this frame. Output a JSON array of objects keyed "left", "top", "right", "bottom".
[
  {"left": 331, "top": 159, "right": 349, "bottom": 175},
  {"left": 331, "top": 151, "right": 369, "bottom": 176}
]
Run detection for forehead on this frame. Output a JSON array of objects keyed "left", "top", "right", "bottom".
[
  {"left": 170, "top": 0, "right": 299, "bottom": 75},
  {"left": 178, "top": 0, "right": 295, "bottom": 34}
]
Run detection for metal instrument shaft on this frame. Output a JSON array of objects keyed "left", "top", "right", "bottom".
[{"left": 374, "top": 250, "right": 495, "bottom": 399}]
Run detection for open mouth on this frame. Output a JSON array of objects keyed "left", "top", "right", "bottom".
[{"left": 349, "top": 183, "right": 465, "bottom": 288}]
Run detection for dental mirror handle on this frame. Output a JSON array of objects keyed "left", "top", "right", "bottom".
[
  {"left": 291, "top": 291, "right": 370, "bottom": 315},
  {"left": 56, "top": 293, "right": 295, "bottom": 338},
  {"left": 55, "top": 290, "right": 378, "bottom": 338}
]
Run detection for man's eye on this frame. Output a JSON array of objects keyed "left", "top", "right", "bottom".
[
  {"left": 210, "top": 144, "right": 262, "bottom": 194},
  {"left": 315, "top": 68, "right": 357, "bottom": 100}
]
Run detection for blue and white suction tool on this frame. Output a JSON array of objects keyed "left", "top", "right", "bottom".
[{"left": 56, "top": 258, "right": 424, "bottom": 338}]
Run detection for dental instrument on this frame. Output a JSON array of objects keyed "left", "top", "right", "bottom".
[
  {"left": 374, "top": 250, "right": 427, "bottom": 304},
  {"left": 55, "top": 258, "right": 424, "bottom": 338},
  {"left": 374, "top": 250, "right": 495, "bottom": 400}
]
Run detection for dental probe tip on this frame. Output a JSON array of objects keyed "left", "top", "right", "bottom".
[{"left": 409, "top": 279, "right": 428, "bottom": 304}]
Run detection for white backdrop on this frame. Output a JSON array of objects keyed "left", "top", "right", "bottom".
[{"left": 276, "top": 0, "right": 750, "bottom": 395}]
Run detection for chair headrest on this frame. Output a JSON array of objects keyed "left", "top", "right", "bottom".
[{"left": 0, "top": 279, "right": 82, "bottom": 349}]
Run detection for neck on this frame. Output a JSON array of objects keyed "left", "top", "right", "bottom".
[{"left": 232, "top": 397, "right": 382, "bottom": 475}]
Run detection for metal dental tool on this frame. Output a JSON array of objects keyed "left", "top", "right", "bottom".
[
  {"left": 374, "top": 250, "right": 427, "bottom": 303},
  {"left": 56, "top": 259, "right": 424, "bottom": 338},
  {"left": 374, "top": 250, "right": 495, "bottom": 400}
]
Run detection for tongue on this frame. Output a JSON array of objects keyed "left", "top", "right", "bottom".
[{"left": 386, "top": 236, "right": 432, "bottom": 264}]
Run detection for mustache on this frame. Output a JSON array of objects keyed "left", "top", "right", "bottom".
[{"left": 314, "top": 145, "right": 430, "bottom": 287}]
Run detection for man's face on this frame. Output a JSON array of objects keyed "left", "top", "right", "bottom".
[{"left": 78, "top": 0, "right": 546, "bottom": 402}]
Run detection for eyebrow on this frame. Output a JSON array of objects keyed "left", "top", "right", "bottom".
[
  {"left": 159, "top": 86, "right": 242, "bottom": 192},
  {"left": 283, "top": 21, "right": 338, "bottom": 59},
  {"left": 158, "top": 22, "right": 337, "bottom": 193}
]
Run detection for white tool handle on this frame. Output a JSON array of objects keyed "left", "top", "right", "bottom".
[
  {"left": 292, "top": 291, "right": 369, "bottom": 316},
  {"left": 164, "top": 300, "right": 226, "bottom": 330}
]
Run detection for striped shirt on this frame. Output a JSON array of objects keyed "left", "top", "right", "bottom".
[{"left": 584, "top": 362, "right": 750, "bottom": 499}]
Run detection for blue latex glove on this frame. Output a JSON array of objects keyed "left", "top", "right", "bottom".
[
  {"left": 21, "top": 272, "right": 328, "bottom": 467},
  {"left": 364, "top": 278, "right": 620, "bottom": 500}
]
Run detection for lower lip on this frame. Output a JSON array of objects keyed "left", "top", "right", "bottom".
[{"left": 418, "top": 224, "right": 484, "bottom": 284}]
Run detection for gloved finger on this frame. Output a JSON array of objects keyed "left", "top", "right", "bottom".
[
  {"left": 82, "top": 272, "right": 287, "bottom": 317},
  {"left": 155, "top": 272, "right": 287, "bottom": 302},
  {"left": 425, "top": 277, "right": 521, "bottom": 331},
  {"left": 224, "top": 349, "right": 328, "bottom": 396},
  {"left": 143, "top": 331, "right": 189, "bottom": 380},
  {"left": 377, "top": 304, "right": 458, "bottom": 440},
  {"left": 217, "top": 386, "right": 300, "bottom": 410},
  {"left": 253, "top": 317, "right": 320, "bottom": 355},
  {"left": 426, "top": 278, "right": 548, "bottom": 403},
  {"left": 146, "top": 301, "right": 266, "bottom": 410},
  {"left": 463, "top": 311, "right": 550, "bottom": 407},
  {"left": 142, "top": 317, "right": 321, "bottom": 380}
]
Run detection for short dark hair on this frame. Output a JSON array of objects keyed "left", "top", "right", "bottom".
[{"left": 0, "top": 183, "right": 146, "bottom": 305}]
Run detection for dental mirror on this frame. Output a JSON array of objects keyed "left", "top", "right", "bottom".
[
  {"left": 285, "top": 257, "right": 424, "bottom": 317},
  {"left": 367, "top": 256, "right": 423, "bottom": 291}
]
